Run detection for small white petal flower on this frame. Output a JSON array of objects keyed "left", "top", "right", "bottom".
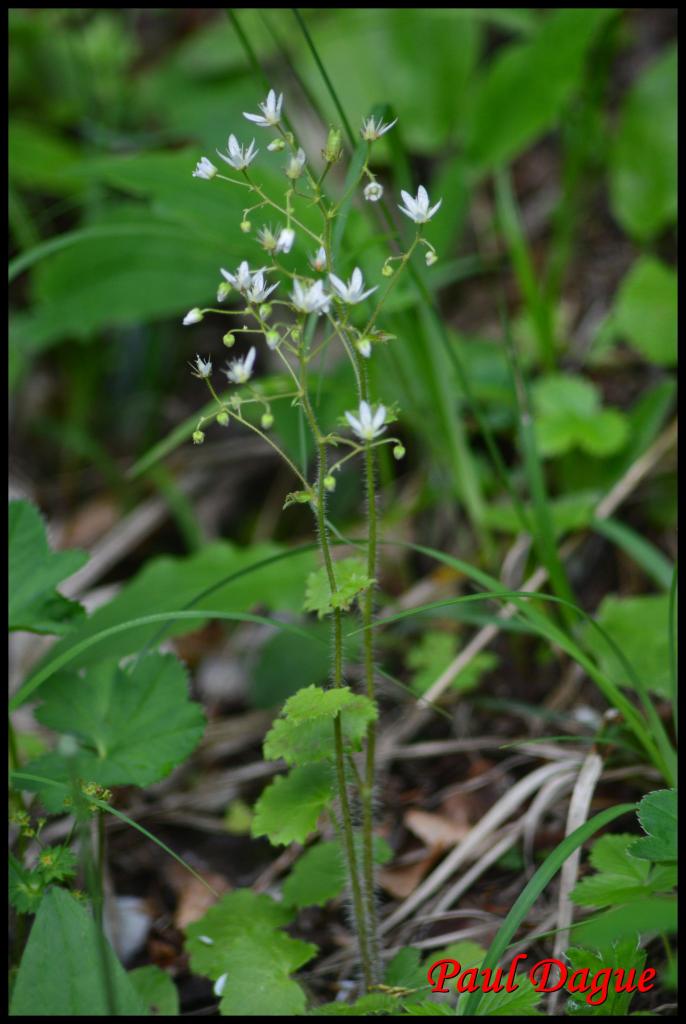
[
  {"left": 183, "top": 308, "right": 204, "bottom": 325},
  {"left": 198, "top": 935, "right": 214, "bottom": 946},
  {"left": 245, "top": 270, "right": 278, "bottom": 304},
  {"left": 290, "top": 279, "right": 331, "bottom": 315},
  {"left": 190, "top": 354, "right": 212, "bottom": 379},
  {"left": 398, "top": 184, "right": 442, "bottom": 224},
  {"left": 243, "top": 89, "right": 284, "bottom": 128},
  {"left": 257, "top": 225, "right": 278, "bottom": 252},
  {"left": 275, "top": 227, "right": 295, "bottom": 254},
  {"left": 329, "top": 267, "right": 378, "bottom": 305},
  {"left": 425, "top": 249, "right": 438, "bottom": 266},
  {"left": 310, "top": 246, "right": 327, "bottom": 272},
  {"left": 360, "top": 115, "right": 397, "bottom": 141},
  {"left": 345, "top": 400, "right": 387, "bottom": 441},
  {"left": 363, "top": 181, "right": 384, "bottom": 202},
  {"left": 223, "top": 346, "right": 256, "bottom": 384},
  {"left": 217, "top": 134, "right": 258, "bottom": 171},
  {"left": 285, "top": 147, "right": 306, "bottom": 180},
  {"left": 192, "top": 157, "right": 217, "bottom": 180},
  {"left": 220, "top": 261, "right": 265, "bottom": 294},
  {"left": 213, "top": 973, "right": 228, "bottom": 997}
]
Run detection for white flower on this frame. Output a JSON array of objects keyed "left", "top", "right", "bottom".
[
  {"left": 275, "top": 227, "right": 295, "bottom": 254},
  {"left": 192, "top": 157, "right": 217, "bottom": 180},
  {"left": 310, "top": 247, "right": 327, "bottom": 272},
  {"left": 361, "top": 115, "right": 397, "bottom": 141},
  {"left": 290, "top": 279, "right": 331, "bottom": 315},
  {"left": 213, "top": 974, "right": 228, "bottom": 997},
  {"left": 363, "top": 181, "right": 384, "bottom": 202},
  {"left": 245, "top": 270, "right": 278, "bottom": 304},
  {"left": 243, "top": 89, "right": 283, "bottom": 128},
  {"left": 356, "top": 337, "right": 372, "bottom": 358},
  {"left": 345, "top": 400, "right": 387, "bottom": 441},
  {"left": 425, "top": 250, "right": 438, "bottom": 266},
  {"left": 398, "top": 185, "right": 442, "bottom": 224},
  {"left": 191, "top": 354, "right": 212, "bottom": 379},
  {"left": 257, "top": 225, "right": 278, "bottom": 252},
  {"left": 223, "top": 346, "right": 256, "bottom": 384},
  {"left": 217, "top": 134, "right": 258, "bottom": 171},
  {"left": 183, "top": 308, "right": 204, "bottom": 325},
  {"left": 220, "top": 261, "right": 264, "bottom": 294},
  {"left": 329, "top": 267, "right": 377, "bottom": 305},
  {"left": 285, "top": 147, "right": 306, "bottom": 180}
]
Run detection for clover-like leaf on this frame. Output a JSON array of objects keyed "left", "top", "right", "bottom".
[
  {"left": 571, "top": 833, "right": 675, "bottom": 907},
  {"left": 304, "top": 558, "right": 374, "bottom": 619},
  {"left": 28, "top": 653, "right": 205, "bottom": 793},
  {"left": 9, "top": 500, "right": 88, "bottom": 635},
  {"left": 9, "top": 854, "right": 45, "bottom": 914},
  {"left": 629, "top": 789, "right": 677, "bottom": 863},
  {"left": 532, "top": 374, "right": 628, "bottom": 459},
  {"left": 252, "top": 763, "right": 334, "bottom": 846},
  {"left": 565, "top": 939, "right": 646, "bottom": 1016},
  {"left": 264, "top": 685, "right": 377, "bottom": 765}
]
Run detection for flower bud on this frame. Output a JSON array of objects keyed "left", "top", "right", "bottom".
[
  {"left": 259, "top": 303, "right": 272, "bottom": 319},
  {"left": 261, "top": 412, "right": 274, "bottom": 429},
  {"left": 192, "top": 430, "right": 205, "bottom": 445},
  {"left": 267, "top": 139, "right": 286, "bottom": 152},
  {"left": 356, "top": 337, "right": 372, "bottom": 358},
  {"left": 425, "top": 250, "right": 438, "bottom": 266},
  {"left": 381, "top": 263, "right": 394, "bottom": 277},
  {"left": 285, "top": 148, "right": 306, "bottom": 180},
  {"left": 291, "top": 327, "right": 301, "bottom": 342},
  {"left": 323, "top": 126, "right": 343, "bottom": 164},
  {"left": 183, "top": 307, "right": 204, "bottom": 325},
  {"left": 324, "top": 474, "right": 336, "bottom": 492},
  {"left": 266, "top": 330, "right": 280, "bottom": 349},
  {"left": 223, "top": 332, "right": 236, "bottom": 348},
  {"left": 240, "top": 219, "right": 251, "bottom": 233},
  {"left": 393, "top": 444, "right": 406, "bottom": 460},
  {"left": 363, "top": 181, "right": 384, "bottom": 202},
  {"left": 216, "top": 412, "right": 230, "bottom": 427},
  {"left": 217, "top": 281, "right": 231, "bottom": 302}
]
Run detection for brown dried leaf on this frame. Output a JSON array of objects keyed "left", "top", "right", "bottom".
[{"left": 404, "top": 808, "right": 470, "bottom": 849}]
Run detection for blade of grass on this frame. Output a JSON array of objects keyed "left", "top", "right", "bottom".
[
  {"left": 457, "top": 803, "right": 637, "bottom": 1015},
  {"left": 668, "top": 563, "right": 677, "bottom": 733},
  {"left": 592, "top": 515, "right": 674, "bottom": 591}
]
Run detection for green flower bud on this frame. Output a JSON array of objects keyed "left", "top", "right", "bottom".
[
  {"left": 393, "top": 444, "right": 406, "bottom": 460},
  {"left": 192, "top": 430, "right": 205, "bottom": 445},
  {"left": 324, "top": 474, "right": 336, "bottom": 492},
  {"left": 323, "top": 126, "right": 343, "bottom": 164},
  {"left": 240, "top": 219, "right": 251, "bottom": 233},
  {"left": 261, "top": 412, "right": 274, "bottom": 430},
  {"left": 266, "top": 330, "right": 280, "bottom": 349},
  {"left": 267, "top": 138, "right": 286, "bottom": 152},
  {"left": 259, "top": 303, "right": 272, "bottom": 320},
  {"left": 382, "top": 263, "right": 394, "bottom": 277},
  {"left": 216, "top": 411, "right": 230, "bottom": 427},
  {"left": 223, "top": 332, "right": 236, "bottom": 348},
  {"left": 425, "top": 250, "right": 438, "bottom": 266},
  {"left": 217, "top": 281, "right": 231, "bottom": 302}
]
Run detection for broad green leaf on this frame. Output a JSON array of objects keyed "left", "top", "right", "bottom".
[
  {"left": 408, "top": 631, "right": 498, "bottom": 696},
  {"left": 610, "top": 257, "right": 677, "bottom": 367},
  {"left": 263, "top": 685, "right": 377, "bottom": 766},
  {"left": 385, "top": 947, "right": 430, "bottom": 1004},
  {"left": 9, "top": 500, "right": 87, "bottom": 634},
  {"left": 609, "top": 45, "right": 677, "bottom": 241},
  {"left": 9, "top": 887, "right": 148, "bottom": 1016},
  {"left": 29, "top": 653, "right": 205, "bottom": 790},
  {"left": 484, "top": 492, "right": 599, "bottom": 538},
  {"left": 582, "top": 594, "right": 671, "bottom": 697},
  {"left": 573, "top": 897, "right": 677, "bottom": 949},
  {"left": 304, "top": 558, "right": 375, "bottom": 618},
  {"left": 565, "top": 939, "right": 646, "bottom": 1016},
  {"left": 311, "top": 993, "right": 401, "bottom": 1015},
  {"left": 532, "top": 375, "right": 628, "bottom": 459},
  {"left": 9, "top": 853, "right": 44, "bottom": 914},
  {"left": 27, "top": 541, "right": 316, "bottom": 677},
  {"left": 185, "top": 890, "right": 315, "bottom": 1017},
  {"left": 252, "top": 764, "right": 334, "bottom": 846},
  {"left": 129, "top": 966, "right": 179, "bottom": 1016},
  {"left": 282, "top": 836, "right": 392, "bottom": 909},
  {"left": 570, "top": 834, "right": 652, "bottom": 907},
  {"left": 34, "top": 844, "right": 78, "bottom": 883},
  {"left": 465, "top": 8, "right": 614, "bottom": 170},
  {"left": 9, "top": 118, "right": 84, "bottom": 194},
  {"left": 629, "top": 789, "right": 677, "bottom": 862},
  {"left": 476, "top": 976, "right": 542, "bottom": 1016}
]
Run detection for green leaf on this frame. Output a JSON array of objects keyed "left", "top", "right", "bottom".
[
  {"left": 408, "top": 630, "right": 498, "bottom": 696},
  {"left": 185, "top": 890, "right": 315, "bottom": 1017},
  {"left": 283, "top": 836, "right": 392, "bottom": 909},
  {"left": 466, "top": 8, "right": 614, "bottom": 170},
  {"left": 26, "top": 541, "right": 316, "bottom": 677},
  {"left": 9, "top": 500, "right": 87, "bottom": 635},
  {"left": 484, "top": 492, "right": 598, "bottom": 538},
  {"left": 263, "top": 685, "right": 377, "bottom": 765},
  {"left": 573, "top": 897, "right": 676, "bottom": 949},
  {"left": 570, "top": 834, "right": 651, "bottom": 907},
  {"left": 629, "top": 789, "right": 677, "bottom": 862},
  {"left": 609, "top": 45, "right": 677, "bottom": 241},
  {"left": 304, "top": 558, "right": 375, "bottom": 618},
  {"left": 531, "top": 375, "right": 628, "bottom": 459},
  {"left": 385, "top": 947, "right": 430, "bottom": 1003},
  {"left": 565, "top": 939, "right": 646, "bottom": 1016},
  {"left": 9, "top": 887, "right": 148, "bottom": 1015},
  {"left": 311, "top": 993, "right": 401, "bottom": 1015},
  {"left": 476, "top": 976, "right": 542, "bottom": 1016},
  {"left": 31, "top": 653, "right": 205, "bottom": 789},
  {"left": 582, "top": 594, "right": 671, "bottom": 697},
  {"left": 610, "top": 257, "right": 677, "bottom": 367},
  {"left": 129, "top": 966, "right": 179, "bottom": 1016},
  {"left": 252, "top": 764, "right": 334, "bottom": 846},
  {"left": 9, "top": 853, "right": 44, "bottom": 914},
  {"left": 36, "top": 845, "right": 78, "bottom": 883}
]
